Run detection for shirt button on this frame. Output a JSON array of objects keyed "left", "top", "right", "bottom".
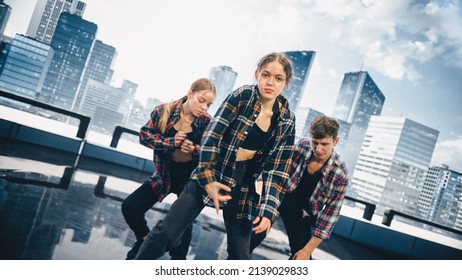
[{"left": 244, "top": 131, "right": 248, "bottom": 134}]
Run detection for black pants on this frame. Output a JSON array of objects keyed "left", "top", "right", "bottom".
[
  {"left": 250, "top": 189, "right": 313, "bottom": 259},
  {"left": 121, "top": 160, "right": 196, "bottom": 260},
  {"left": 222, "top": 160, "right": 256, "bottom": 259},
  {"left": 134, "top": 179, "right": 205, "bottom": 260},
  {"left": 135, "top": 160, "right": 257, "bottom": 260}
]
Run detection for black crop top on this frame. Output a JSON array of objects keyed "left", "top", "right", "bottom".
[
  {"left": 240, "top": 101, "right": 279, "bottom": 151},
  {"left": 166, "top": 126, "right": 196, "bottom": 145}
]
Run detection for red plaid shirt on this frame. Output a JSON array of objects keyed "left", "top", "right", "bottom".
[
  {"left": 139, "top": 97, "right": 212, "bottom": 201},
  {"left": 287, "top": 138, "right": 349, "bottom": 239}
]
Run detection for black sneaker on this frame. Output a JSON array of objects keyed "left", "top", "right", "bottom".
[{"left": 126, "top": 240, "right": 143, "bottom": 260}]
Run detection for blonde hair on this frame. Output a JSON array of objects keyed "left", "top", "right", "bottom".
[{"left": 157, "top": 78, "right": 216, "bottom": 133}]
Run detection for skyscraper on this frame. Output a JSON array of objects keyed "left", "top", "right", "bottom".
[
  {"left": 349, "top": 116, "right": 439, "bottom": 216},
  {"left": 27, "top": 0, "right": 86, "bottom": 44},
  {"left": 299, "top": 107, "right": 323, "bottom": 139},
  {"left": 295, "top": 106, "right": 311, "bottom": 139},
  {"left": 39, "top": 12, "right": 97, "bottom": 110},
  {"left": 0, "top": 0, "right": 11, "bottom": 35},
  {"left": 0, "top": 34, "right": 54, "bottom": 98},
  {"left": 420, "top": 164, "right": 462, "bottom": 229},
  {"left": 119, "top": 79, "right": 138, "bottom": 126},
  {"left": 79, "top": 79, "right": 125, "bottom": 134},
  {"left": 208, "top": 65, "right": 237, "bottom": 116},
  {"left": 333, "top": 71, "right": 385, "bottom": 128},
  {"left": 283, "top": 51, "right": 315, "bottom": 113},
  {"left": 332, "top": 71, "right": 385, "bottom": 172},
  {"left": 74, "top": 40, "right": 116, "bottom": 111}
]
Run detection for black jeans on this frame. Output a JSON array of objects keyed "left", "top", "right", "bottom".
[
  {"left": 121, "top": 160, "right": 196, "bottom": 259},
  {"left": 135, "top": 160, "right": 257, "bottom": 260},
  {"left": 135, "top": 179, "right": 205, "bottom": 260},
  {"left": 250, "top": 189, "right": 313, "bottom": 259},
  {"left": 222, "top": 160, "right": 256, "bottom": 259}
]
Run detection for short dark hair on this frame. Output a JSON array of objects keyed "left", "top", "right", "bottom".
[{"left": 310, "top": 115, "right": 339, "bottom": 139}]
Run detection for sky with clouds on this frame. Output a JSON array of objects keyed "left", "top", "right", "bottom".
[{"left": 4, "top": 0, "right": 462, "bottom": 171}]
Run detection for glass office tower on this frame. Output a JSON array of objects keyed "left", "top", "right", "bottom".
[
  {"left": 208, "top": 65, "right": 237, "bottom": 116},
  {"left": 0, "top": 34, "right": 54, "bottom": 98},
  {"left": 421, "top": 165, "right": 462, "bottom": 229},
  {"left": 283, "top": 51, "right": 315, "bottom": 113},
  {"left": 74, "top": 39, "right": 116, "bottom": 111},
  {"left": 27, "top": 0, "right": 86, "bottom": 44},
  {"left": 39, "top": 12, "right": 97, "bottom": 110},
  {"left": 0, "top": 0, "right": 11, "bottom": 35},
  {"left": 332, "top": 71, "right": 385, "bottom": 172},
  {"left": 350, "top": 116, "right": 439, "bottom": 216}
]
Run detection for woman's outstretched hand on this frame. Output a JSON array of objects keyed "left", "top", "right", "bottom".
[
  {"left": 252, "top": 216, "right": 272, "bottom": 235},
  {"left": 205, "top": 181, "right": 232, "bottom": 214}
]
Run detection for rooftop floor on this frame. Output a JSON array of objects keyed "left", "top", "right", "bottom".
[{"left": 0, "top": 139, "right": 399, "bottom": 260}]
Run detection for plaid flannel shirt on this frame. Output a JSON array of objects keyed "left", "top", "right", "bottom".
[
  {"left": 287, "top": 138, "right": 349, "bottom": 239},
  {"left": 191, "top": 85, "right": 296, "bottom": 222},
  {"left": 139, "top": 96, "right": 212, "bottom": 202}
]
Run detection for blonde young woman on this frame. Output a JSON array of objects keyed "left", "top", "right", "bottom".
[
  {"left": 121, "top": 78, "right": 215, "bottom": 259},
  {"left": 135, "top": 53, "right": 296, "bottom": 260}
]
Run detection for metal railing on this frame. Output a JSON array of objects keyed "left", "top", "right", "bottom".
[
  {"left": 344, "top": 195, "right": 376, "bottom": 221},
  {"left": 382, "top": 209, "right": 462, "bottom": 236},
  {"left": 0, "top": 90, "right": 90, "bottom": 139},
  {"left": 110, "top": 125, "right": 139, "bottom": 148}
]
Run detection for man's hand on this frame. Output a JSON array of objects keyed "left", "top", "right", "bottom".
[
  {"left": 204, "top": 181, "right": 232, "bottom": 213},
  {"left": 252, "top": 216, "right": 272, "bottom": 235},
  {"left": 292, "top": 249, "right": 311, "bottom": 260},
  {"left": 291, "top": 236, "right": 322, "bottom": 260}
]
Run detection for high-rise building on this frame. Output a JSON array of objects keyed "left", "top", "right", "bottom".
[
  {"left": 79, "top": 79, "right": 126, "bottom": 134},
  {"left": 0, "top": 0, "right": 11, "bottom": 35},
  {"left": 332, "top": 71, "right": 385, "bottom": 128},
  {"left": 299, "top": 107, "right": 323, "bottom": 140},
  {"left": 420, "top": 164, "right": 462, "bottom": 229},
  {"left": 0, "top": 34, "right": 54, "bottom": 98},
  {"left": 282, "top": 51, "right": 315, "bottom": 113},
  {"left": 208, "top": 65, "right": 237, "bottom": 116},
  {"left": 119, "top": 79, "right": 138, "bottom": 126},
  {"left": 455, "top": 205, "right": 462, "bottom": 232},
  {"left": 126, "top": 99, "right": 156, "bottom": 131},
  {"left": 295, "top": 106, "right": 311, "bottom": 139},
  {"left": 74, "top": 40, "right": 116, "bottom": 111},
  {"left": 349, "top": 116, "right": 439, "bottom": 216},
  {"left": 27, "top": 0, "right": 86, "bottom": 44},
  {"left": 39, "top": 12, "right": 97, "bottom": 110},
  {"left": 332, "top": 71, "right": 385, "bottom": 172}
]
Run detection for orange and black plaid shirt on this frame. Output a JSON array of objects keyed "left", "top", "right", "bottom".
[{"left": 192, "top": 85, "right": 296, "bottom": 222}]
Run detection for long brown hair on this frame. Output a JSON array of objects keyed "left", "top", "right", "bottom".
[
  {"left": 257, "top": 52, "right": 293, "bottom": 85},
  {"left": 157, "top": 78, "right": 216, "bottom": 133}
]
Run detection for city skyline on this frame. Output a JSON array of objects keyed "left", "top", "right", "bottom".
[{"left": 4, "top": 0, "right": 462, "bottom": 171}]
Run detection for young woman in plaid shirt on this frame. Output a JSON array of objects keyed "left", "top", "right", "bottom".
[
  {"left": 135, "top": 53, "right": 296, "bottom": 260},
  {"left": 121, "top": 78, "right": 216, "bottom": 260}
]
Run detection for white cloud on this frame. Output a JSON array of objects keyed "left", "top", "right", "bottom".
[
  {"left": 303, "top": 0, "right": 462, "bottom": 82},
  {"left": 431, "top": 138, "right": 462, "bottom": 173}
]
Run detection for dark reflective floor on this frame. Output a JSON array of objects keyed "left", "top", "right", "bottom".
[{"left": 0, "top": 139, "right": 394, "bottom": 260}]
